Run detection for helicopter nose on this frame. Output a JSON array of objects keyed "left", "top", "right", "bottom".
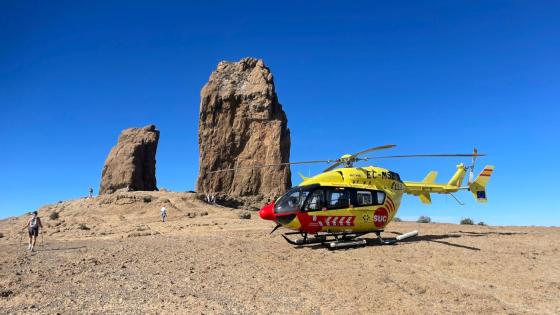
[{"left": 259, "top": 202, "right": 276, "bottom": 221}]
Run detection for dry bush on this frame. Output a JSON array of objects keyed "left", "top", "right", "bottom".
[{"left": 460, "top": 218, "right": 474, "bottom": 225}]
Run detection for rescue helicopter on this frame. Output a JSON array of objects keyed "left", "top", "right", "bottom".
[{"left": 208, "top": 145, "right": 494, "bottom": 249}]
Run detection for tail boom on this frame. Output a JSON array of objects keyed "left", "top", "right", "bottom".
[
  {"left": 404, "top": 163, "right": 495, "bottom": 204},
  {"left": 404, "top": 165, "right": 466, "bottom": 204}
]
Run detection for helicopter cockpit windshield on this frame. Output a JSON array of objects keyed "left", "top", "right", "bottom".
[{"left": 274, "top": 185, "right": 317, "bottom": 214}]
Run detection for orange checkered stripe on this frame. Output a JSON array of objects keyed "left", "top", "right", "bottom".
[{"left": 480, "top": 168, "right": 493, "bottom": 177}]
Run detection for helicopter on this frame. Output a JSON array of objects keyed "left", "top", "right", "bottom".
[{"left": 208, "top": 145, "right": 494, "bottom": 249}]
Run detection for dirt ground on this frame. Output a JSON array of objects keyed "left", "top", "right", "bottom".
[{"left": 1, "top": 192, "right": 559, "bottom": 314}]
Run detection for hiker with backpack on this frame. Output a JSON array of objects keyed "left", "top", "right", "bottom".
[{"left": 22, "top": 211, "right": 43, "bottom": 251}]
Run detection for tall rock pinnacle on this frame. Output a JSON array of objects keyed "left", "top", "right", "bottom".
[
  {"left": 99, "top": 124, "right": 159, "bottom": 194},
  {"left": 196, "top": 57, "right": 291, "bottom": 198}
]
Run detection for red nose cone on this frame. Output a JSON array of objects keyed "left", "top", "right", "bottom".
[{"left": 259, "top": 203, "right": 276, "bottom": 221}]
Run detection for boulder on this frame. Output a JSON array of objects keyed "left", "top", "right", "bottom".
[
  {"left": 99, "top": 124, "right": 159, "bottom": 194},
  {"left": 196, "top": 57, "right": 291, "bottom": 199}
]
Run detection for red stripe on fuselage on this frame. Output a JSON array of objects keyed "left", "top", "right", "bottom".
[
  {"left": 296, "top": 212, "right": 356, "bottom": 234},
  {"left": 387, "top": 198, "right": 395, "bottom": 212}
]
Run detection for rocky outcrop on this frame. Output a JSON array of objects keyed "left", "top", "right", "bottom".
[
  {"left": 196, "top": 57, "right": 291, "bottom": 199},
  {"left": 100, "top": 124, "right": 159, "bottom": 194}
]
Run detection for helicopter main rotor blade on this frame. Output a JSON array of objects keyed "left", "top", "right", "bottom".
[
  {"left": 206, "top": 144, "right": 398, "bottom": 174},
  {"left": 322, "top": 144, "right": 397, "bottom": 173},
  {"left": 205, "top": 159, "right": 335, "bottom": 174},
  {"left": 322, "top": 161, "right": 344, "bottom": 173},
  {"left": 350, "top": 144, "right": 397, "bottom": 158},
  {"left": 360, "top": 153, "right": 486, "bottom": 160}
]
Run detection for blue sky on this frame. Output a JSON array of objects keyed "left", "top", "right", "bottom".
[{"left": 1, "top": 1, "right": 559, "bottom": 225}]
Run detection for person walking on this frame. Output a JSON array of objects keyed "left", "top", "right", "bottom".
[
  {"left": 160, "top": 206, "right": 167, "bottom": 222},
  {"left": 88, "top": 187, "right": 94, "bottom": 198},
  {"left": 22, "top": 211, "right": 43, "bottom": 252}
]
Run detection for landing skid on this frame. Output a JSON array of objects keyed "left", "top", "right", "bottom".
[
  {"left": 281, "top": 232, "right": 366, "bottom": 246},
  {"left": 281, "top": 230, "right": 418, "bottom": 249}
]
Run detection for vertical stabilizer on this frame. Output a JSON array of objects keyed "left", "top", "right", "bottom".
[
  {"left": 469, "top": 165, "right": 494, "bottom": 203},
  {"left": 447, "top": 164, "right": 467, "bottom": 187}
]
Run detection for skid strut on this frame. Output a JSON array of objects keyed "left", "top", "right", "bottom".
[
  {"left": 376, "top": 230, "right": 419, "bottom": 245},
  {"left": 375, "top": 231, "right": 397, "bottom": 245}
]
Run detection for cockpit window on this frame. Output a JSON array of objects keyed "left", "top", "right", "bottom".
[{"left": 275, "top": 187, "right": 311, "bottom": 214}]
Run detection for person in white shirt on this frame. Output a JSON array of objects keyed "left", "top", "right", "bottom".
[
  {"left": 22, "top": 211, "right": 43, "bottom": 251},
  {"left": 160, "top": 206, "right": 167, "bottom": 222}
]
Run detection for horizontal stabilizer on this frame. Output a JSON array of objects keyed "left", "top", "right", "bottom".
[
  {"left": 423, "top": 171, "right": 438, "bottom": 184},
  {"left": 418, "top": 192, "right": 432, "bottom": 204}
]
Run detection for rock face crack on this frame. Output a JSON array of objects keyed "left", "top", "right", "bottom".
[
  {"left": 100, "top": 124, "right": 159, "bottom": 194},
  {"left": 197, "top": 57, "right": 291, "bottom": 199}
]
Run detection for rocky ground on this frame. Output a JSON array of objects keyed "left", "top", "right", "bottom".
[{"left": 1, "top": 192, "right": 559, "bottom": 314}]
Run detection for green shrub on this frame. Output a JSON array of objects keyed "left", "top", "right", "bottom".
[
  {"left": 393, "top": 217, "right": 402, "bottom": 222},
  {"left": 477, "top": 221, "right": 486, "bottom": 226},
  {"left": 417, "top": 216, "right": 431, "bottom": 223},
  {"left": 460, "top": 218, "right": 474, "bottom": 225},
  {"left": 49, "top": 212, "right": 59, "bottom": 220},
  {"left": 78, "top": 223, "right": 90, "bottom": 231}
]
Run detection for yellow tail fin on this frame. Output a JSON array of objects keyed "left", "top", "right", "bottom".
[{"left": 469, "top": 165, "right": 495, "bottom": 203}]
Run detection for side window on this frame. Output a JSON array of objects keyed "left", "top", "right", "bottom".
[
  {"left": 356, "top": 191, "right": 373, "bottom": 206},
  {"left": 374, "top": 191, "right": 386, "bottom": 205},
  {"left": 305, "top": 189, "right": 325, "bottom": 211},
  {"left": 326, "top": 188, "right": 349, "bottom": 209}
]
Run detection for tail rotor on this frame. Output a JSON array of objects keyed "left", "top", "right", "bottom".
[{"left": 468, "top": 148, "right": 478, "bottom": 185}]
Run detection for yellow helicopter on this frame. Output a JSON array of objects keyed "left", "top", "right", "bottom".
[{"left": 212, "top": 145, "right": 494, "bottom": 248}]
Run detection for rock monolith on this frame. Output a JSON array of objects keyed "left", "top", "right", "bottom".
[
  {"left": 197, "top": 57, "right": 291, "bottom": 199},
  {"left": 100, "top": 124, "right": 159, "bottom": 194}
]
